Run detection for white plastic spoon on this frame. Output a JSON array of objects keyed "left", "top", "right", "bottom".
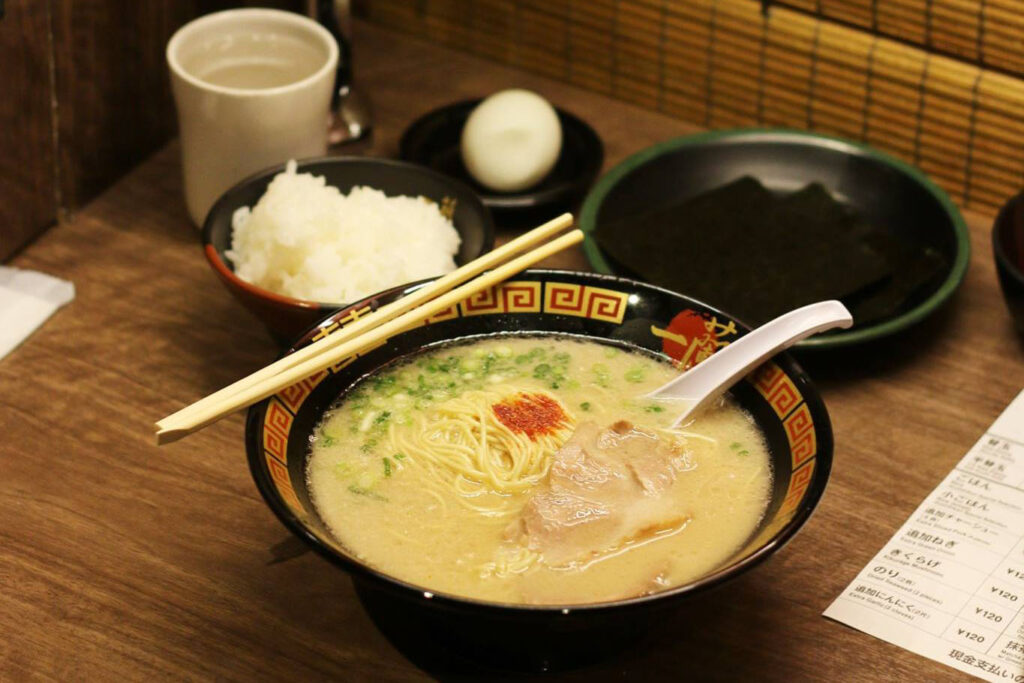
[{"left": 645, "top": 300, "right": 853, "bottom": 427}]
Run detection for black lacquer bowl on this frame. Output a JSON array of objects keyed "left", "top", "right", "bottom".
[
  {"left": 245, "top": 270, "right": 832, "bottom": 670},
  {"left": 400, "top": 99, "right": 603, "bottom": 226}
]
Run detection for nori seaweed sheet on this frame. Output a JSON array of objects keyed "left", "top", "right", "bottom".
[{"left": 595, "top": 177, "right": 947, "bottom": 328}]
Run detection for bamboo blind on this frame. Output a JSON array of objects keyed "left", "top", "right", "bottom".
[
  {"left": 360, "top": 0, "right": 1024, "bottom": 213},
  {"left": 775, "top": 0, "right": 1024, "bottom": 76}
]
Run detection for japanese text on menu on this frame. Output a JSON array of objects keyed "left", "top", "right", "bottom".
[{"left": 825, "top": 390, "right": 1024, "bottom": 682}]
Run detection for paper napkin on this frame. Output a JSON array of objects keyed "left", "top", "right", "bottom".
[{"left": 0, "top": 266, "right": 75, "bottom": 360}]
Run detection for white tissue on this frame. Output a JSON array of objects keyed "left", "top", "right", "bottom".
[{"left": 0, "top": 266, "right": 75, "bottom": 360}]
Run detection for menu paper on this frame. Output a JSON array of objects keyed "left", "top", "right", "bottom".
[{"left": 825, "top": 390, "right": 1024, "bottom": 681}]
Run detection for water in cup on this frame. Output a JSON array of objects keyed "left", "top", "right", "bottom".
[
  {"left": 179, "top": 30, "right": 326, "bottom": 90},
  {"left": 167, "top": 9, "right": 339, "bottom": 226}
]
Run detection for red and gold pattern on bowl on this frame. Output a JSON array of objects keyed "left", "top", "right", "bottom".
[{"left": 241, "top": 269, "right": 832, "bottom": 669}]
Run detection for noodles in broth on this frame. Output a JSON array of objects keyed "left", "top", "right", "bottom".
[{"left": 307, "top": 336, "right": 772, "bottom": 605}]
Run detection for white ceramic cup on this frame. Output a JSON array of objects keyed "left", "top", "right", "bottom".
[{"left": 167, "top": 9, "right": 339, "bottom": 226}]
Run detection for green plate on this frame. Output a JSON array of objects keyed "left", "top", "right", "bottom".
[{"left": 579, "top": 128, "right": 970, "bottom": 348}]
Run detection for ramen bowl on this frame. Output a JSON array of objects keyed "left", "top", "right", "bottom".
[
  {"left": 245, "top": 269, "right": 832, "bottom": 669},
  {"left": 203, "top": 156, "right": 495, "bottom": 345}
]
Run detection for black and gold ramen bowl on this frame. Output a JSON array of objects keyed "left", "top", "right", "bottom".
[{"left": 245, "top": 269, "right": 832, "bottom": 669}]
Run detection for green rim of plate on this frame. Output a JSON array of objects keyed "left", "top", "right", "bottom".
[{"left": 579, "top": 128, "right": 971, "bottom": 349}]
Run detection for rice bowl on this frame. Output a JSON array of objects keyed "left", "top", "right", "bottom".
[
  {"left": 227, "top": 161, "right": 462, "bottom": 303},
  {"left": 201, "top": 156, "right": 494, "bottom": 343}
]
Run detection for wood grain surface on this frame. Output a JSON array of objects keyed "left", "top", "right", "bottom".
[
  {"left": 2, "top": 20, "right": 1023, "bottom": 682},
  {"left": 50, "top": 0, "right": 196, "bottom": 209},
  {"left": 0, "top": 0, "right": 57, "bottom": 260},
  {"left": 50, "top": 0, "right": 303, "bottom": 211},
  {"left": 0, "top": 0, "right": 305, "bottom": 259}
]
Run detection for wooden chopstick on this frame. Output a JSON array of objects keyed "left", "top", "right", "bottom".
[
  {"left": 155, "top": 213, "right": 573, "bottom": 430},
  {"left": 155, "top": 226, "right": 583, "bottom": 445}
]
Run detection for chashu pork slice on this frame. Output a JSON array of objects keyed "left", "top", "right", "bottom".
[{"left": 509, "top": 420, "right": 691, "bottom": 566}]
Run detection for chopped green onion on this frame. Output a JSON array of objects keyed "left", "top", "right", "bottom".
[
  {"left": 439, "top": 357, "right": 460, "bottom": 372},
  {"left": 382, "top": 457, "right": 393, "bottom": 477},
  {"left": 624, "top": 367, "right": 646, "bottom": 383},
  {"left": 347, "top": 485, "right": 387, "bottom": 501},
  {"left": 318, "top": 426, "right": 338, "bottom": 446},
  {"left": 580, "top": 401, "right": 591, "bottom": 411}
]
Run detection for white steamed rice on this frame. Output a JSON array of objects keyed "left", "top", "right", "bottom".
[{"left": 227, "top": 161, "right": 462, "bottom": 302}]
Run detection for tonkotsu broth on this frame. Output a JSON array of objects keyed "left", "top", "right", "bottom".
[{"left": 307, "top": 336, "right": 772, "bottom": 604}]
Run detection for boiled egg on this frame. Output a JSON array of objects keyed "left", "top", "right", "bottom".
[{"left": 460, "top": 89, "right": 563, "bottom": 193}]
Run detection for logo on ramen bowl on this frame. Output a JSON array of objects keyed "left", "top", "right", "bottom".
[{"left": 652, "top": 309, "right": 738, "bottom": 370}]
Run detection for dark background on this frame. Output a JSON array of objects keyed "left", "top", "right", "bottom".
[{"left": 0, "top": 0, "right": 302, "bottom": 261}]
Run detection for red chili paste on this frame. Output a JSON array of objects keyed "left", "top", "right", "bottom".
[{"left": 492, "top": 393, "right": 568, "bottom": 440}]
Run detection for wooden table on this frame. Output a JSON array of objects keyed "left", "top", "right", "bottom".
[{"left": 3, "top": 21, "right": 1023, "bottom": 682}]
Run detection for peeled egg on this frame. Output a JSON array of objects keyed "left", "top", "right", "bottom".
[{"left": 460, "top": 89, "right": 563, "bottom": 193}]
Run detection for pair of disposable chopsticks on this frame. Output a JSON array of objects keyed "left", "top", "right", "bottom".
[{"left": 154, "top": 213, "right": 580, "bottom": 445}]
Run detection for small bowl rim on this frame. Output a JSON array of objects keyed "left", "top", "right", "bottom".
[
  {"left": 398, "top": 98, "right": 605, "bottom": 210},
  {"left": 245, "top": 268, "right": 834, "bottom": 616},
  {"left": 993, "top": 191, "right": 1024, "bottom": 290},
  {"left": 201, "top": 155, "right": 497, "bottom": 310},
  {"left": 578, "top": 127, "right": 971, "bottom": 349}
]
